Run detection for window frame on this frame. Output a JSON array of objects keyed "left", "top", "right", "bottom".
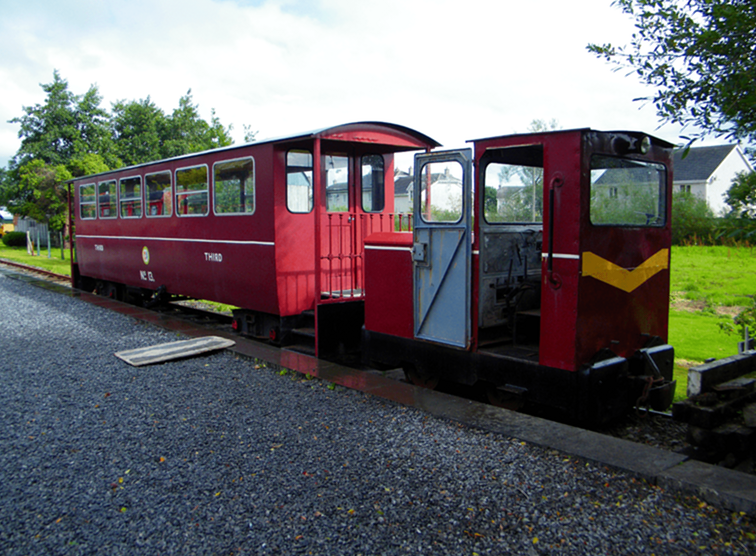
[
  {"left": 175, "top": 164, "right": 210, "bottom": 217},
  {"left": 286, "top": 150, "right": 314, "bottom": 214},
  {"left": 145, "top": 170, "right": 173, "bottom": 218},
  {"left": 97, "top": 179, "right": 117, "bottom": 220},
  {"left": 212, "top": 156, "right": 256, "bottom": 216},
  {"left": 361, "top": 154, "right": 385, "bottom": 213},
  {"left": 79, "top": 183, "right": 97, "bottom": 220},
  {"left": 589, "top": 154, "right": 667, "bottom": 228},
  {"left": 119, "top": 175, "right": 143, "bottom": 219}
]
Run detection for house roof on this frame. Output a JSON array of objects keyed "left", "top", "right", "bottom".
[{"left": 672, "top": 144, "right": 737, "bottom": 182}]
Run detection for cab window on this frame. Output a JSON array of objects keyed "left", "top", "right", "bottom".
[{"left": 590, "top": 156, "right": 666, "bottom": 226}]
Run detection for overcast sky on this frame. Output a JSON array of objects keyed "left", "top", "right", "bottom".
[{"left": 0, "top": 0, "right": 696, "bottom": 170}]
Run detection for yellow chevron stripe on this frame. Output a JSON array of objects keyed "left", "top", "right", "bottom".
[{"left": 582, "top": 249, "right": 669, "bottom": 293}]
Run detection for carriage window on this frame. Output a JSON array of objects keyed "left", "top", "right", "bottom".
[
  {"left": 590, "top": 156, "right": 666, "bottom": 226},
  {"left": 98, "top": 179, "right": 117, "bottom": 219},
  {"left": 214, "top": 157, "right": 255, "bottom": 215},
  {"left": 361, "top": 155, "right": 384, "bottom": 212},
  {"left": 79, "top": 183, "right": 96, "bottom": 220},
  {"left": 482, "top": 145, "right": 544, "bottom": 224},
  {"left": 287, "top": 150, "right": 313, "bottom": 213},
  {"left": 325, "top": 155, "right": 349, "bottom": 212},
  {"left": 176, "top": 165, "right": 209, "bottom": 216},
  {"left": 419, "top": 160, "right": 464, "bottom": 223},
  {"left": 146, "top": 171, "right": 172, "bottom": 217},
  {"left": 119, "top": 176, "right": 142, "bottom": 218}
]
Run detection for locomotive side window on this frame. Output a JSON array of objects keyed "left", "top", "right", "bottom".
[
  {"left": 213, "top": 157, "right": 255, "bottom": 215},
  {"left": 79, "top": 183, "right": 96, "bottom": 220},
  {"left": 98, "top": 179, "right": 117, "bottom": 219},
  {"left": 146, "top": 171, "right": 172, "bottom": 217},
  {"left": 419, "top": 160, "right": 464, "bottom": 223},
  {"left": 119, "top": 176, "right": 142, "bottom": 218},
  {"left": 590, "top": 156, "right": 666, "bottom": 226},
  {"left": 325, "top": 154, "right": 349, "bottom": 212},
  {"left": 361, "top": 155, "right": 385, "bottom": 212},
  {"left": 176, "top": 165, "right": 209, "bottom": 216},
  {"left": 482, "top": 145, "right": 544, "bottom": 224},
  {"left": 286, "top": 150, "right": 313, "bottom": 213}
]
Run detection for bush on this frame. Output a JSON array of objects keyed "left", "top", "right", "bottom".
[
  {"left": 1, "top": 231, "right": 27, "bottom": 247},
  {"left": 671, "top": 191, "right": 715, "bottom": 245}
]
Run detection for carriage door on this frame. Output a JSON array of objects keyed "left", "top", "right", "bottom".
[
  {"left": 320, "top": 152, "right": 359, "bottom": 298},
  {"left": 412, "top": 149, "right": 473, "bottom": 348}
]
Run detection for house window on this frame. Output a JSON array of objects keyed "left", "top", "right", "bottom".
[
  {"left": 609, "top": 187, "right": 619, "bottom": 199},
  {"left": 679, "top": 184, "right": 691, "bottom": 194},
  {"left": 176, "top": 165, "right": 209, "bottom": 216},
  {"left": 287, "top": 150, "right": 313, "bottom": 213},
  {"left": 361, "top": 155, "right": 384, "bottom": 212},
  {"left": 119, "top": 176, "right": 142, "bottom": 218},
  {"left": 214, "top": 157, "right": 255, "bottom": 215}
]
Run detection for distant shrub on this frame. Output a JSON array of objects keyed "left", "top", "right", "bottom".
[
  {"left": 672, "top": 191, "right": 715, "bottom": 245},
  {"left": 1, "top": 231, "right": 27, "bottom": 247}
]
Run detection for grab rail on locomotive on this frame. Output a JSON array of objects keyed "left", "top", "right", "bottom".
[{"left": 363, "top": 128, "right": 676, "bottom": 425}]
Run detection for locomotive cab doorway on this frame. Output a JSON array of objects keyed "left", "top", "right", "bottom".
[{"left": 412, "top": 149, "right": 473, "bottom": 348}]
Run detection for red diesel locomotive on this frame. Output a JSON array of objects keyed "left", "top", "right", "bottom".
[{"left": 70, "top": 122, "right": 676, "bottom": 424}]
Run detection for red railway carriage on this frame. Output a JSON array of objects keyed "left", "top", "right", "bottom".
[
  {"left": 71, "top": 122, "right": 439, "bottom": 352},
  {"left": 362, "top": 128, "right": 677, "bottom": 424}
]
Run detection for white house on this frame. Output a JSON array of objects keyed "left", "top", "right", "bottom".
[{"left": 673, "top": 144, "right": 753, "bottom": 215}]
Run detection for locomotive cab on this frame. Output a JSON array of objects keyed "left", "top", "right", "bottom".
[{"left": 363, "top": 128, "right": 676, "bottom": 425}]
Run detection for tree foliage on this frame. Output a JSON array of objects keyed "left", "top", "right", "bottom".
[
  {"left": 725, "top": 171, "right": 756, "bottom": 218},
  {"left": 1, "top": 72, "right": 236, "bottom": 229},
  {"left": 671, "top": 190, "right": 715, "bottom": 244},
  {"left": 588, "top": 0, "right": 756, "bottom": 150}
]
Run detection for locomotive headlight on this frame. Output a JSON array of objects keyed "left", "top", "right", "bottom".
[{"left": 639, "top": 135, "right": 651, "bottom": 154}]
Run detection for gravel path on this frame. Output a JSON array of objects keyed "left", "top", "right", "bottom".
[{"left": 1, "top": 271, "right": 754, "bottom": 555}]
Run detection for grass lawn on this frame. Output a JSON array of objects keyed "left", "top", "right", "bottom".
[
  {"left": 0, "top": 243, "right": 71, "bottom": 275},
  {"left": 668, "top": 245, "right": 756, "bottom": 400}
]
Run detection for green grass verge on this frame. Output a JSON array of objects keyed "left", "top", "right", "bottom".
[{"left": 0, "top": 243, "right": 71, "bottom": 275}]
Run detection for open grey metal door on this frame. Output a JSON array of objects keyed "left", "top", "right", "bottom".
[{"left": 412, "top": 149, "right": 472, "bottom": 348}]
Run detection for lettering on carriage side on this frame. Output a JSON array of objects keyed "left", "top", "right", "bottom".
[
  {"left": 94, "top": 244, "right": 104, "bottom": 251},
  {"left": 140, "top": 270, "right": 155, "bottom": 282},
  {"left": 204, "top": 252, "right": 223, "bottom": 262}
]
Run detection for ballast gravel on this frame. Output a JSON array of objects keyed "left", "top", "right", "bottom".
[{"left": 0, "top": 271, "right": 754, "bottom": 555}]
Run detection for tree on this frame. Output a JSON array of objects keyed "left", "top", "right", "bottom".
[
  {"left": 671, "top": 190, "right": 715, "bottom": 244},
  {"left": 162, "top": 91, "right": 233, "bottom": 158},
  {"left": 7, "top": 160, "right": 71, "bottom": 231},
  {"left": 588, "top": 0, "right": 756, "bottom": 153},
  {"left": 725, "top": 171, "right": 756, "bottom": 218},
  {"left": 111, "top": 97, "right": 168, "bottom": 166},
  {"left": 9, "top": 70, "right": 117, "bottom": 170}
]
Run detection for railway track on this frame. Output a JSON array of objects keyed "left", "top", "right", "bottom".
[{"left": 2, "top": 259, "right": 753, "bottom": 475}]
